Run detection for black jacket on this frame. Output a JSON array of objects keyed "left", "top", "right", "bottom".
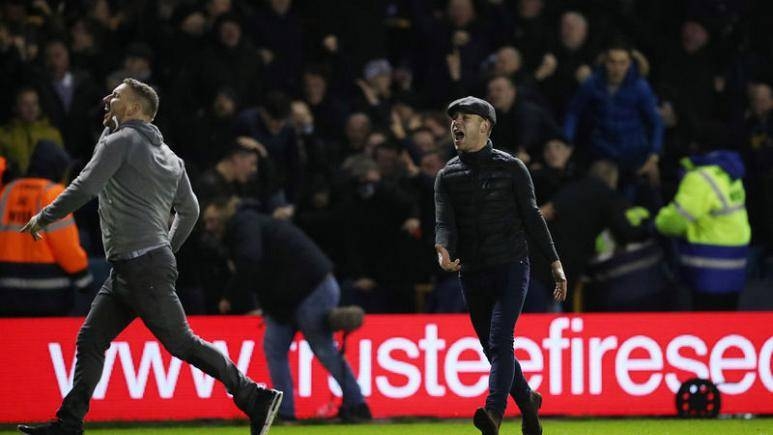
[
  {"left": 532, "top": 176, "right": 648, "bottom": 291},
  {"left": 491, "top": 99, "right": 562, "bottom": 158},
  {"left": 224, "top": 204, "right": 333, "bottom": 322},
  {"left": 435, "top": 141, "right": 558, "bottom": 272}
]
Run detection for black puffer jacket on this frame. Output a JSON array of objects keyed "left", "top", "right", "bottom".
[{"left": 435, "top": 141, "right": 559, "bottom": 272}]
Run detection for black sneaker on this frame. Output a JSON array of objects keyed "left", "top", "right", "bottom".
[
  {"left": 338, "top": 402, "right": 373, "bottom": 423},
  {"left": 246, "top": 386, "right": 283, "bottom": 435},
  {"left": 473, "top": 407, "right": 502, "bottom": 435},
  {"left": 17, "top": 421, "right": 82, "bottom": 435},
  {"left": 520, "top": 391, "right": 543, "bottom": 435}
]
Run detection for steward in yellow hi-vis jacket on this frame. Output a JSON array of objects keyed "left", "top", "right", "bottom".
[
  {"left": 655, "top": 150, "right": 750, "bottom": 310},
  {"left": 0, "top": 141, "right": 92, "bottom": 316}
]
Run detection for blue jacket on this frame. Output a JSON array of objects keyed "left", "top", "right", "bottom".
[{"left": 564, "top": 64, "right": 664, "bottom": 170}]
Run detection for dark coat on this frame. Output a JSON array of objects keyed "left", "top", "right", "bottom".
[
  {"left": 224, "top": 205, "right": 333, "bottom": 323},
  {"left": 234, "top": 109, "right": 303, "bottom": 203},
  {"left": 35, "top": 69, "right": 102, "bottom": 161},
  {"left": 491, "top": 99, "right": 562, "bottom": 158},
  {"left": 435, "top": 141, "right": 558, "bottom": 272}
]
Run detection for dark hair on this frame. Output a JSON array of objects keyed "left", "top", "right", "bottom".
[
  {"left": 43, "top": 38, "right": 69, "bottom": 57},
  {"left": 213, "top": 12, "right": 242, "bottom": 32},
  {"left": 14, "top": 85, "right": 38, "bottom": 101},
  {"left": 125, "top": 42, "right": 154, "bottom": 62},
  {"left": 303, "top": 64, "right": 331, "bottom": 81},
  {"left": 487, "top": 73, "right": 516, "bottom": 88},
  {"left": 224, "top": 142, "right": 257, "bottom": 160},
  {"left": 263, "top": 91, "right": 291, "bottom": 120},
  {"left": 122, "top": 78, "right": 159, "bottom": 119},
  {"left": 605, "top": 37, "right": 633, "bottom": 55},
  {"left": 410, "top": 126, "right": 433, "bottom": 136}
]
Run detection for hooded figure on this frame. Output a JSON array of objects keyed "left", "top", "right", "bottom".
[
  {"left": 0, "top": 140, "right": 91, "bottom": 316},
  {"left": 27, "top": 139, "right": 72, "bottom": 182}
]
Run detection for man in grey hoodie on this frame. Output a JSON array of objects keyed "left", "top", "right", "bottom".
[{"left": 18, "top": 79, "right": 282, "bottom": 435}]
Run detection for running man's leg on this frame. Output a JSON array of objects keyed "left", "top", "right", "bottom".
[
  {"left": 115, "top": 247, "right": 254, "bottom": 409},
  {"left": 56, "top": 270, "right": 135, "bottom": 430}
]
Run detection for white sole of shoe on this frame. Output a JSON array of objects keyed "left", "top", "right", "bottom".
[{"left": 258, "top": 390, "right": 283, "bottom": 435}]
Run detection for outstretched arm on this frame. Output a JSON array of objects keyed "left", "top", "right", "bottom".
[{"left": 21, "top": 133, "right": 128, "bottom": 239}]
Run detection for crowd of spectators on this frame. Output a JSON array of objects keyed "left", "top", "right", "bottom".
[{"left": 1, "top": 0, "right": 772, "bottom": 316}]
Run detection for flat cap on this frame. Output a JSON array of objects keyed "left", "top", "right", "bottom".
[{"left": 446, "top": 96, "right": 496, "bottom": 126}]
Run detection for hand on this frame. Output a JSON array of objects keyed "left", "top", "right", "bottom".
[
  {"left": 539, "top": 202, "right": 556, "bottom": 221},
  {"left": 636, "top": 154, "right": 660, "bottom": 186},
  {"left": 272, "top": 205, "right": 295, "bottom": 220},
  {"left": 401, "top": 217, "right": 421, "bottom": 238},
  {"left": 714, "top": 76, "right": 725, "bottom": 93},
  {"left": 516, "top": 147, "right": 531, "bottom": 165},
  {"left": 435, "top": 244, "right": 461, "bottom": 272},
  {"left": 658, "top": 102, "right": 678, "bottom": 127},
  {"left": 393, "top": 67, "right": 413, "bottom": 91},
  {"left": 20, "top": 213, "right": 44, "bottom": 241},
  {"left": 322, "top": 34, "right": 338, "bottom": 53},
  {"left": 452, "top": 30, "right": 470, "bottom": 47},
  {"left": 550, "top": 260, "right": 567, "bottom": 302},
  {"left": 218, "top": 298, "right": 231, "bottom": 314},
  {"left": 258, "top": 48, "right": 275, "bottom": 65},
  {"left": 355, "top": 79, "right": 379, "bottom": 106},
  {"left": 236, "top": 136, "right": 268, "bottom": 157},
  {"left": 400, "top": 151, "right": 419, "bottom": 177},
  {"left": 390, "top": 109, "right": 407, "bottom": 140},
  {"left": 103, "top": 113, "right": 118, "bottom": 130},
  {"left": 446, "top": 50, "right": 461, "bottom": 82},
  {"left": 312, "top": 191, "right": 330, "bottom": 209},
  {"left": 631, "top": 50, "right": 650, "bottom": 77},
  {"left": 32, "top": 0, "right": 52, "bottom": 16},
  {"left": 353, "top": 278, "right": 377, "bottom": 291},
  {"left": 575, "top": 64, "right": 592, "bottom": 83},
  {"left": 534, "top": 53, "right": 558, "bottom": 81}
]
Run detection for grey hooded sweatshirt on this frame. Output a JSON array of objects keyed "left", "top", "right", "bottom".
[{"left": 39, "top": 120, "right": 199, "bottom": 260}]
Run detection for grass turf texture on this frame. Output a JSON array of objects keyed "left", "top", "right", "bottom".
[{"left": 3, "top": 419, "right": 773, "bottom": 435}]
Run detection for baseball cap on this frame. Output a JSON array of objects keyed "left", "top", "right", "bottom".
[
  {"left": 363, "top": 58, "right": 392, "bottom": 80},
  {"left": 446, "top": 96, "right": 497, "bottom": 126}
]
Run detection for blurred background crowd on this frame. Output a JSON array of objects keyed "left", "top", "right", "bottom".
[{"left": 0, "top": 0, "right": 772, "bottom": 317}]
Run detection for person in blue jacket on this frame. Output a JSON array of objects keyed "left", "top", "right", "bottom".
[{"left": 564, "top": 40, "right": 663, "bottom": 206}]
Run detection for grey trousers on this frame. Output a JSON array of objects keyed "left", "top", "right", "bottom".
[{"left": 56, "top": 246, "right": 254, "bottom": 429}]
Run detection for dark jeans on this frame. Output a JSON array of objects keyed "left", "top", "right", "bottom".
[
  {"left": 56, "top": 246, "right": 254, "bottom": 429},
  {"left": 460, "top": 259, "right": 532, "bottom": 416}
]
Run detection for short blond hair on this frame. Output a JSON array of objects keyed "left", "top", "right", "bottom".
[{"left": 122, "top": 78, "right": 159, "bottom": 119}]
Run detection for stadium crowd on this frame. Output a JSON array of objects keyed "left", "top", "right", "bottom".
[{"left": 0, "top": 0, "right": 772, "bottom": 316}]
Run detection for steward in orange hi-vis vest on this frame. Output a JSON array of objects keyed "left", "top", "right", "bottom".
[{"left": 0, "top": 141, "right": 92, "bottom": 316}]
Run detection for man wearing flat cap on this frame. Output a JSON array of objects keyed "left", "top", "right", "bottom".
[{"left": 434, "top": 96, "right": 567, "bottom": 435}]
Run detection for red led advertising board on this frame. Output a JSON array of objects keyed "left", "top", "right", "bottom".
[{"left": 1, "top": 313, "right": 771, "bottom": 422}]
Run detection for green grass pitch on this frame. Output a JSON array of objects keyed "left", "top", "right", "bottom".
[{"left": 3, "top": 419, "right": 773, "bottom": 435}]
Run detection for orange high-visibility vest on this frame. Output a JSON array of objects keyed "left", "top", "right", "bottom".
[
  {"left": 0, "top": 156, "right": 6, "bottom": 189},
  {"left": 0, "top": 178, "right": 90, "bottom": 292}
]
